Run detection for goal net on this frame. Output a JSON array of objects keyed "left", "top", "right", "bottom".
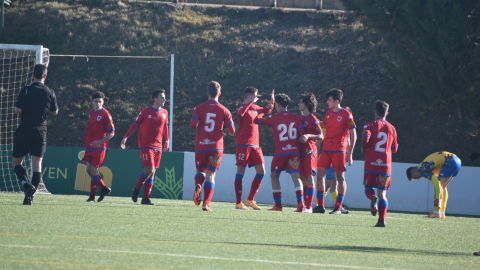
[{"left": 0, "top": 44, "right": 50, "bottom": 193}]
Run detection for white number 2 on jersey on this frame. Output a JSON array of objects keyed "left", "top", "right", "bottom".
[
  {"left": 205, "top": 113, "right": 216, "bottom": 132},
  {"left": 375, "top": 132, "right": 388, "bottom": 153},
  {"left": 278, "top": 122, "right": 297, "bottom": 141}
]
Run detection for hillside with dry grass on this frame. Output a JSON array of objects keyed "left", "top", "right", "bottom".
[{"left": 3, "top": 0, "right": 479, "bottom": 165}]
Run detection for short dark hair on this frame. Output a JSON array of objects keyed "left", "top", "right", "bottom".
[
  {"left": 344, "top": 106, "right": 352, "bottom": 114},
  {"left": 406, "top": 167, "right": 416, "bottom": 181},
  {"left": 152, "top": 89, "right": 166, "bottom": 101},
  {"left": 275, "top": 93, "right": 290, "bottom": 109},
  {"left": 91, "top": 91, "right": 105, "bottom": 100},
  {"left": 33, "top": 64, "right": 47, "bottom": 80},
  {"left": 299, "top": 92, "right": 317, "bottom": 113},
  {"left": 326, "top": 88, "right": 343, "bottom": 103},
  {"left": 374, "top": 100, "right": 389, "bottom": 117},
  {"left": 207, "top": 81, "right": 221, "bottom": 98},
  {"left": 244, "top": 86, "right": 258, "bottom": 96}
]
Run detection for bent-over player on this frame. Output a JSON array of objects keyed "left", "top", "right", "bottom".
[{"left": 406, "top": 151, "right": 461, "bottom": 219}]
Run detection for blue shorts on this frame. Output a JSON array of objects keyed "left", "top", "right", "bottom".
[
  {"left": 325, "top": 166, "right": 336, "bottom": 180},
  {"left": 439, "top": 155, "right": 461, "bottom": 178}
]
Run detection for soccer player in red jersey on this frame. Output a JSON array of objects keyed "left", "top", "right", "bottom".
[
  {"left": 121, "top": 89, "right": 169, "bottom": 206},
  {"left": 254, "top": 93, "right": 306, "bottom": 212},
  {"left": 361, "top": 101, "right": 398, "bottom": 227},
  {"left": 190, "top": 81, "right": 235, "bottom": 211},
  {"left": 234, "top": 87, "right": 274, "bottom": 210},
  {"left": 315, "top": 89, "right": 356, "bottom": 214},
  {"left": 82, "top": 91, "right": 115, "bottom": 203},
  {"left": 297, "top": 92, "right": 323, "bottom": 213}
]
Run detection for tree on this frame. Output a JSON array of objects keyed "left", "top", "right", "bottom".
[{"left": 339, "top": 0, "right": 480, "bottom": 124}]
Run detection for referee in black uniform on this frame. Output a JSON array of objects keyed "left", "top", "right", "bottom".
[{"left": 12, "top": 64, "right": 58, "bottom": 205}]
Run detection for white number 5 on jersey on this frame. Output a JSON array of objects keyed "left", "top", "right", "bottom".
[{"left": 205, "top": 113, "right": 216, "bottom": 132}]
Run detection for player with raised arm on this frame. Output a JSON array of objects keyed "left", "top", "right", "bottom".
[
  {"left": 12, "top": 64, "right": 58, "bottom": 205},
  {"left": 314, "top": 89, "right": 356, "bottom": 214},
  {"left": 234, "top": 87, "right": 274, "bottom": 210},
  {"left": 191, "top": 81, "right": 235, "bottom": 211},
  {"left": 297, "top": 92, "right": 323, "bottom": 213},
  {"left": 254, "top": 93, "right": 306, "bottom": 212},
  {"left": 361, "top": 101, "right": 398, "bottom": 227},
  {"left": 82, "top": 91, "right": 115, "bottom": 202},
  {"left": 121, "top": 89, "right": 169, "bottom": 206},
  {"left": 406, "top": 151, "right": 461, "bottom": 219}
]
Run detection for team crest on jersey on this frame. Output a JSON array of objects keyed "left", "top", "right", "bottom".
[
  {"left": 148, "top": 115, "right": 152, "bottom": 118},
  {"left": 162, "top": 114, "right": 166, "bottom": 119},
  {"left": 371, "top": 159, "right": 388, "bottom": 167},
  {"left": 97, "top": 116, "right": 102, "bottom": 121},
  {"left": 304, "top": 121, "right": 308, "bottom": 126},
  {"left": 199, "top": 138, "right": 216, "bottom": 145},
  {"left": 209, "top": 154, "right": 222, "bottom": 167},
  {"left": 288, "top": 157, "right": 300, "bottom": 169},
  {"left": 337, "top": 116, "right": 342, "bottom": 121},
  {"left": 282, "top": 144, "right": 297, "bottom": 151}
]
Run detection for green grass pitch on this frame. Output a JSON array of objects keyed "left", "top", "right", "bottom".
[{"left": 0, "top": 193, "right": 479, "bottom": 269}]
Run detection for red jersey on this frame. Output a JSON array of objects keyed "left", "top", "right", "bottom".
[
  {"left": 300, "top": 113, "right": 322, "bottom": 157},
  {"left": 125, "top": 106, "right": 169, "bottom": 151},
  {"left": 85, "top": 108, "right": 115, "bottom": 150},
  {"left": 254, "top": 111, "right": 305, "bottom": 156},
  {"left": 322, "top": 108, "right": 356, "bottom": 153},
  {"left": 191, "top": 100, "right": 234, "bottom": 152},
  {"left": 362, "top": 119, "right": 398, "bottom": 176},
  {"left": 236, "top": 101, "right": 273, "bottom": 147}
]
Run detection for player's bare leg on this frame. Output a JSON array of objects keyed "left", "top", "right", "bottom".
[
  {"left": 202, "top": 170, "right": 216, "bottom": 211},
  {"left": 313, "top": 167, "right": 327, "bottom": 213},
  {"left": 375, "top": 189, "right": 387, "bottom": 227},
  {"left": 244, "top": 164, "right": 265, "bottom": 210},
  {"left": 193, "top": 169, "right": 206, "bottom": 206},
  {"left": 269, "top": 172, "right": 283, "bottom": 211},
  {"left": 291, "top": 172, "right": 305, "bottom": 213},
  {"left": 330, "top": 171, "right": 346, "bottom": 214},
  {"left": 234, "top": 166, "right": 248, "bottom": 210}
]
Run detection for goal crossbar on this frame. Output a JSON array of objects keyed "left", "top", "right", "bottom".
[{"left": 0, "top": 44, "right": 44, "bottom": 65}]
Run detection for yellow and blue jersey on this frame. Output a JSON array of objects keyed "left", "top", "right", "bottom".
[{"left": 417, "top": 151, "right": 457, "bottom": 179}]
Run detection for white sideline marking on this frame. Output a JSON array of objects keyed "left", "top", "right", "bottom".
[
  {"left": 79, "top": 248, "right": 411, "bottom": 270},
  {"left": 0, "top": 244, "right": 44, "bottom": 248}
]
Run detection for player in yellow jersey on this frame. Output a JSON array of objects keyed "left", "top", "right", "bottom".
[{"left": 406, "top": 151, "right": 461, "bottom": 218}]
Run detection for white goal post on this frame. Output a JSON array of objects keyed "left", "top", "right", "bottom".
[{"left": 0, "top": 44, "right": 50, "bottom": 193}]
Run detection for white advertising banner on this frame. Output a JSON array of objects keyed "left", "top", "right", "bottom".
[{"left": 183, "top": 152, "right": 480, "bottom": 215}]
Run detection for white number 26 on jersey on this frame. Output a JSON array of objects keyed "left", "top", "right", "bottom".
[
  {"left": 278, "top": 122, "right": 297, "bottom": 141},
  {"left": 205, "top": 113, "right": 216, "bottom": 132}
]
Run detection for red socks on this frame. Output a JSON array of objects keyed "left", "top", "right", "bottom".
[
  {"left": 273, "top": 191, "right": 282, "bottom": 207},
  {"left": 234, "top": 174, "right": 243, "bottom": 204},
  {"left": 335, "top": 193, "right": 345, "bottom": 209},
  {"left": 204, "top": 181, "right": 215, "bottom": 205},
  {"left": 304, "top": 187, "right": 315, "bottom": 209},
  {"left": 195, "top": 173, "right": 206, "bottom": 187},
  {"left": 365, "top": 189, "right": 375, "bottom": 200},
  {"left": 247, "top": 173, "right": 264, "bottom": 201}
]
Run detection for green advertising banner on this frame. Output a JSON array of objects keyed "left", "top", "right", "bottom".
[{"left": 42, "top": 147, "right": 184, "bottom": 200}]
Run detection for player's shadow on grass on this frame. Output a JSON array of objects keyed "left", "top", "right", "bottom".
[{"left": 222, "top": 242, "right": 470, "bottom": 257}]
